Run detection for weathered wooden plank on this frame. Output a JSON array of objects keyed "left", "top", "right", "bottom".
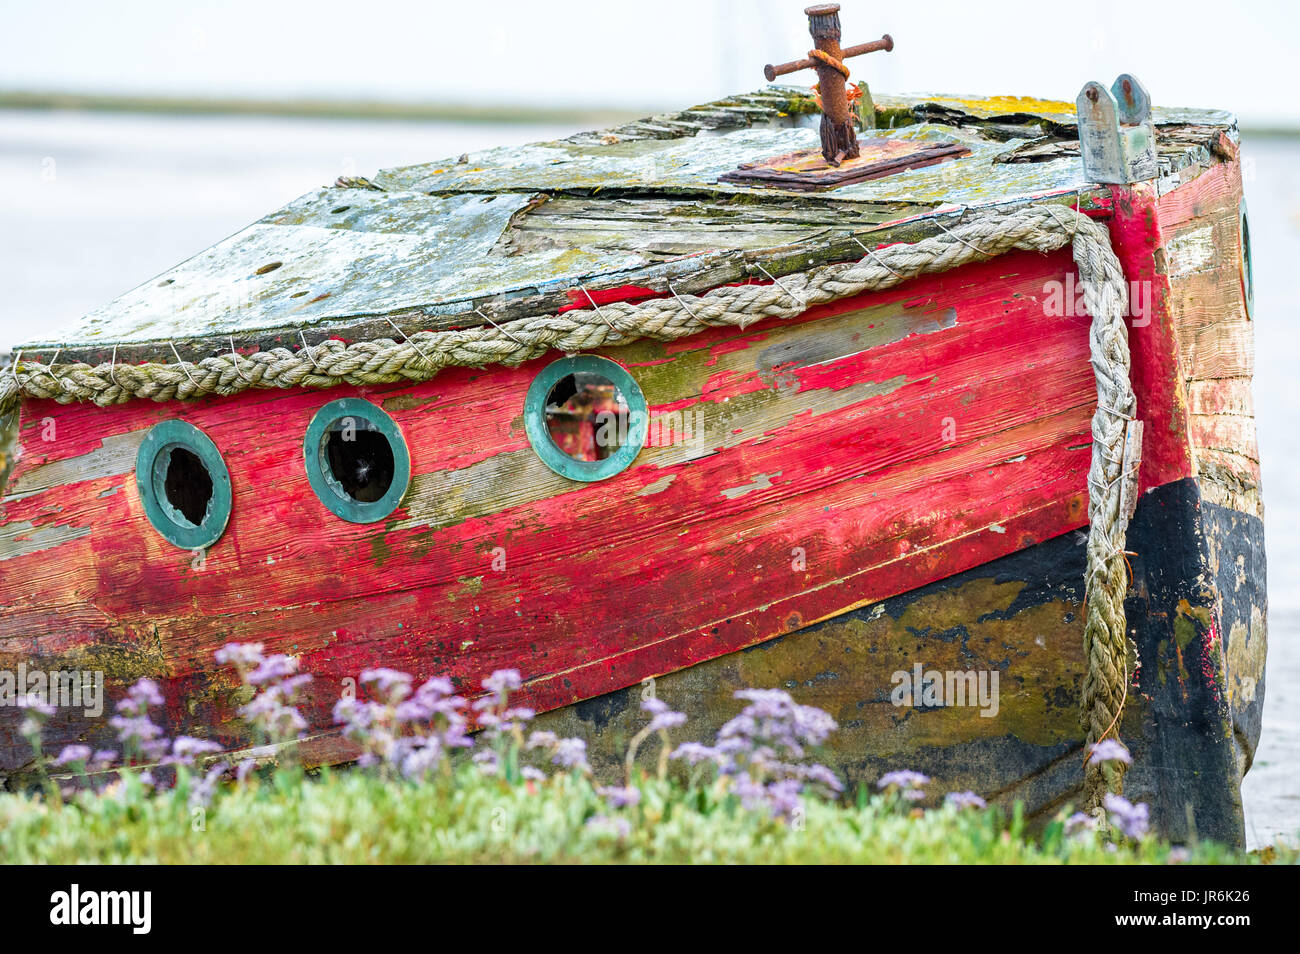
[
  {"left": 1154, "top": 156, "right": 1259, "bottom": 516},
  {"left": 17, "top": 189, "right": 1111, "bottom": 366},
  {"left": 1186, "top": 377, "right": 1254, "bottom": 418}
]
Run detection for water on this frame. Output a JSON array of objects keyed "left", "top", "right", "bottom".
[{"left": 0, "top": 110, "right": 1296, "bottom": 847}]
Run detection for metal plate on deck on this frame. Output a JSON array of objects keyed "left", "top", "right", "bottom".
[{"left": 719, "top": 137, "right": 971, "bottom": 191}]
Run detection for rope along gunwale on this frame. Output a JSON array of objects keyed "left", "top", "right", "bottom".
[{"left": 0, "top": 202, "right": 1138, "bottom": 808}]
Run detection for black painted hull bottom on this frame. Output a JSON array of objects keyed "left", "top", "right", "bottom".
[{"left": 534, "top": 477, "right": 1267, "bottom": 847}]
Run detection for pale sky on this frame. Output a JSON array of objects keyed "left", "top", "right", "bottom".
[{"left": 0, "top": 0, "right": 1297, "bottom": 126}]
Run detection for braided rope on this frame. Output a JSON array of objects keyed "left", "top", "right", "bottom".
[{"left": 0, "top": 202, "right": 1137, "bottom": 805}]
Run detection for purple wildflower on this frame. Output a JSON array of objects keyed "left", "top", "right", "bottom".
[
  {"left": 1086, "top": 739, "right": 1133, "bottom": 766},
  {"left": 1064, "top": 811, "right": 1098, "bottom": 837},
  {"left": 641, "top": 697, "right": 669, "bottom": 716},
  {"left": 647, "top": 710, "right": 687, "bottom": 733},
  {"left": 214, "top": 642, "right": 265, "bottom": 670},
  {"left": 247, "top": 654, "right": 299, "bottom": 687},
  {"left": 799, "top": 762, "right": 846, "bottom": 793},
  {"left": 360, "top": 668, "right": 413, "bottom": 704},
  {"left": 1104, "top": 793, "right": 1150, "bottom": 840},
  {"left": 671, "top": 742, "right": 721, "bottom": 766},
  {"left": 552, "top": 737, "right": 590, "bottom": 773},
  {"left": 876, "top": 770, "right": 931, "bottom": 800},
  {"left": 597, "top": 785, "right": 641, "bottom": 809},
  {"left": 945, "top": 790, "right": 988, "bottom": 810},
  {"left": 189, "top": 762, "right": 228, "bottom": 808},
  {"left": 116, "top": 678, "right": 164, "bottom": 715},
  {"left": 17, "top": 693, "right": 56, "bottom": 717},
  {"left": 482, "top": 669, "right": 522, "bottom": 696},
  {"left": 90, "top": 750, "right": 119, "bottom": 770},
  {"left": 762, "top": 777, "right": 804, "bottom": 820},
  {"left": 527, "top": 731, "right": 559, "bottom": 751},
  {"left": 17, "top": 693, "right": 55, "bottom": 742},
  {"left": 53, "top": 744, "right": 92, "bottom": 768},
  {"left": 586, "top": 814, "right": 631, "bottom": 839},
  {"left": 167, "top": 736, "right": 223, "bottom": 766},
  {"left": 109, "top": 713, "right": 166, "bottom": 756}
]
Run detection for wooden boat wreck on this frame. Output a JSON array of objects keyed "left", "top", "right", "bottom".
[{"left": 0, "top": 6, "right": 1265, "bottom": 845}]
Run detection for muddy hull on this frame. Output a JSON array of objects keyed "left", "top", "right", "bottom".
[{"left": 534, "top": 476, "right": 1265, "bottom": 846}]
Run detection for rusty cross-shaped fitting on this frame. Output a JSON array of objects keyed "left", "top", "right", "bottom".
[{"left": 764, "top": 4, "right": 893, "bottom": 166}]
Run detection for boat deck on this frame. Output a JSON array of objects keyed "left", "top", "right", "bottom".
[{"left": 18, "top": 88, "right": 1236, "bottom": 363}]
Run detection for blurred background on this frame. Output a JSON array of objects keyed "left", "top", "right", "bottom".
[{"left": 1, "top": 0, "right": 1296, "bottom": 847}]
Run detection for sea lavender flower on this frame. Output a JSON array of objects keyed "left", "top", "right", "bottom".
[
  {"left": 361, "top": 668, "right": 413, "bottom": 705},
  {"left": 1086, "top": 739, "right": 1133, "bottom": 766},
  {"left": 472, "top": 670, "right": 533, "bottom": 782},
  {"left": 586, "top": 814, "right": 631, "bottom": 839},
  {"left": 247, "top": 654, "right": 301, "bottom": 687},
  {"left": 335, "top": 669, "right": 472, "bottom": 778},
  {"left": 945, "top": 790, "right": 988, "bottom": 810},
  {"left": 1064, "top": 811, "right": 1098, "bottom": 837},
  {"left": 623, "top": 696, "right": 688, "bottom": 782},
  {"left": 398, "top": 740, "right": 446, "bottom": 781},
  {"left": 214, "top": 642, "right": 265, "bottom": 672},
  {"left": 597, "top": 785, "right": 641, "bottom": 809},
  {"left": 116, "top": 678, "right": 164, "bottom": 716},
  {"left": 167, "top": 736, "right": 224, "bottom": 766},
  {"left": 17, "top": 693, "right": 55, "bottom": 718},
  {"left": 89, "top": 750, "right": 119, "bottom": 771},
  {"left": 482, "top": 669, "right": 522, "bottom": 696},
  {"left": 1103, "top": 793, "right": 1150, "bottom": 839},
  {"left": 219, "top": 642, "right": 312, "bottom": 745},
  {"left": 240, "top": 680, "right": 310, "bottom": 742},
  {"left": 763, "top": 777, "right": 804, "bottom": 820},
  {"left": 552, "top": 737, "right": 591, "bottom": 774},
  {"left": 698, "top": 688, "right": 844, "bottom": 818},
  {"left": 189, "top": 762, "right": 228, "bottom": 809},
  {"left": 498, "top": 706, "right": 536, "bottom": 733},
  {"left": 52, "top": 744, "right": 92, "bottom": 768},
  {"left": 799, "top": 762, "right": 846, "bottom": 794},
  {"left": 646, "top": 709, "right": 687, "bottom": 733},
  {"left": 876, "top": 770, "right": 931, "bottom": 801},
  {"left": 105, "top": 678, "right": 173, "bottom": 763},
  {"left": 17, "top": 694, "right": 55, "bottom": 747},
  {"left": 527, "top": 730, "right": 559, "bottom": 751}
]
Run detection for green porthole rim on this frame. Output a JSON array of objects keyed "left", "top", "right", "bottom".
[
  {"left": 1239, "top": 198, "right": 1254, "bottom": 320},
  {"left": 524, "top": 355, "right": 648, "bottom": 483},
  {"left": 303, "top": 397, "right": 411, "bottom": 523},
  {"left": 135, "top": 420, "right": 232, "bottom": 550}
]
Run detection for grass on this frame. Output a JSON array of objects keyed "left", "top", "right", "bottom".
[
  {"left": 0, "top": 764, "right": 1265, "bottom": 865},
  {"left": 5, "top": 658, "right": 1286, "bottom": 865}
]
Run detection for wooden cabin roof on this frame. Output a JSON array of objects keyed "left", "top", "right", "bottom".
[{"left": 20, "top": 87, "right": 1236, "bottom": 364}]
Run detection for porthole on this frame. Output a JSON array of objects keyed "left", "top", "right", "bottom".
[
  {"left": 1239, "top": 199, "right": 1254, "bottom": 320},
  {"left": 304, "top": 398, "right": 411, "bottom": 523},
  {"left": 135, "top": 420, "right": 232, "bottom": 550},
  {"left": 524, "top": 355, "right": 648, "bottom": 482}
]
